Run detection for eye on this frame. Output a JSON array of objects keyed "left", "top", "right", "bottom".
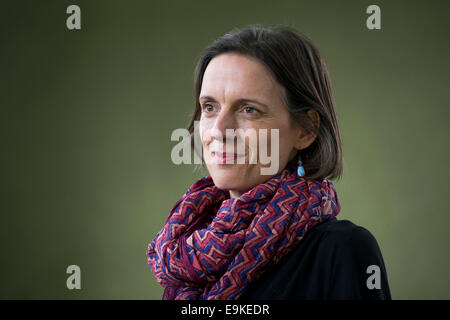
[
  {"left": 202, "top": 104, "right": 216, "bottom": 113},
  {"left": 242, "top": 105, "right": 260, "bottom": 114}
]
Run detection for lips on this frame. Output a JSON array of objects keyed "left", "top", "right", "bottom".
[{"left": 211, "top": 151, "right": 245, "bottom": 164}]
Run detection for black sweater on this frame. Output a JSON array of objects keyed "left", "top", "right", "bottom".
[{"left": 239, "top": 217, "right": 391, "bottom": 300}]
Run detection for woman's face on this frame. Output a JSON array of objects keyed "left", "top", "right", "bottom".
[{"left": 198, "top": 53, "right": 304, "bottom": 198}]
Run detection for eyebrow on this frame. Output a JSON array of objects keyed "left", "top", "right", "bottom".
[{"left": 199, "top": 95, "right": 269, "bottom": 108}]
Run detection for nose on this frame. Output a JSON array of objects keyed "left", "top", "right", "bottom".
[{"left": 211, "top": 109, "right": 237, "bottom": 142}]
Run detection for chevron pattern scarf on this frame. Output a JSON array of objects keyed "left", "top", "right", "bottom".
[{"left": 146, "top": 163, "right": 341, "bottom": 300}]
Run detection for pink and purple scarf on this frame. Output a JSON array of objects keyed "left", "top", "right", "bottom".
[{"left": 146, "top": 163, "right": 340, "bottom": 300}]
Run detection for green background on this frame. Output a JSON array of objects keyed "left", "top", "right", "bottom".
[{"left": 1, "top": 0, "right": 449, "bottom": 299}]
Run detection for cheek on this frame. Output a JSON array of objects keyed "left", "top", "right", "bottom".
[
  {"left": 270, "top": 124, "right": 295, "bottom": 158},
  {"left": 279, "top": 127, "right": 298, "bottom": 159},
  {"left": 198, "top": 119, "right": 211, "bottom": 146}
]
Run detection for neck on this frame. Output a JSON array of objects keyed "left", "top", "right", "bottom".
[{"left": 229, "top": 190, "right": 243, "bottom": 199}]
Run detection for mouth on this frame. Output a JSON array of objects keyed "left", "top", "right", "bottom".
[{"left": 211, "top": 151, "right": 245, "bottom": 164}]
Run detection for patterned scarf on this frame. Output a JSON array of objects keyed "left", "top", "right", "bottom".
[{"left": 146, "top": 162, "right": 341, "bottom": 300}]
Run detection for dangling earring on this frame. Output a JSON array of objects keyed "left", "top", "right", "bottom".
[{"left": 297, "top": 156, "right": 305, "bottom": 177}]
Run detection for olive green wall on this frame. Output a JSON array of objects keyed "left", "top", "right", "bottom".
[{"left": 1, "top": 0, "right": 449, "bottom": 299}]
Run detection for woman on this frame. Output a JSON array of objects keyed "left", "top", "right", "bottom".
[{"left": 147, "top": 25, "right": 391, "bottom": 300}]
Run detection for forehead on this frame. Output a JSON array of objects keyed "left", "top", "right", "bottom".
[{"left": 200, "top": 53, "right": 282, "bottom": 98}]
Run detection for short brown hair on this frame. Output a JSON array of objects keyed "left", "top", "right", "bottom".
[{"left": 188, "top": 24, "right": 343, "bottom": 182}]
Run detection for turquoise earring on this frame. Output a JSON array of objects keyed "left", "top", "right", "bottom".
[{"left": 297, "top": 157, "right": 305, "bottom": 177}]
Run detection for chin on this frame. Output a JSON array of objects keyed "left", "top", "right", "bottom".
[{"left": 208, "top": 165, "right": 248, "bottom": 192}]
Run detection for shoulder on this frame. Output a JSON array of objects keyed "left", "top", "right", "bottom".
[
  {"left": 240, "top": 217, "right": 392, "bottom": 300},
  {"left": 306, "top": 217, "right": 389, "bottom": 282},
  {"left": 309, "top": 217, "right": 382, "bottom": 254},
  {"left": 306, "top": 217, "right": 391, "bottom": 299}
]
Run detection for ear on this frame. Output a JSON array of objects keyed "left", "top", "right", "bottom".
[{"left": 293, "top": 109, "right": 320, "bottom": 150}]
